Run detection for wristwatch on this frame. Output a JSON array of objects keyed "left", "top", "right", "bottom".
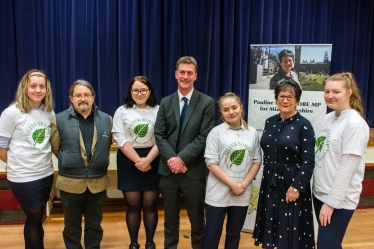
[{"left": 291, "top": 186, "right": 299, "bottom": 192}]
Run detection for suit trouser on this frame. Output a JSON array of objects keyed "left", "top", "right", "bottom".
[
  {"left": 60, "top": 188, "right": 107, "bottom": 249},
  {"left": 313, "top": 195, "right": 354, "bottom": 249},
  {"left": 159, "top": 174, "right": 206, "bottom": 249},
  {"left": 203, "top": 204, "right": 248, "bottom": 249}
]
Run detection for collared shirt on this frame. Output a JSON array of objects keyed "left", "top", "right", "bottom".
[
  {"left": 178, "top": 89, "right": 194, "bottom": 115},
  {"left": 112, "top": 105, "right": 159, "bottom": 148},
  {"left": 204, "top": 122, "right": 262, "bottom": 207},
  {"left": 76, "top": 109, "right": 95, "bottom": 162}
]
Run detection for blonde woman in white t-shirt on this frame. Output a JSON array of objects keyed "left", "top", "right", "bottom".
[
  {"left": 0, "top": 69, "right": 54, "bottom": 249},
  {"left": 313, "top": 72, "right": 369, "bottom": 249},
  {"left": 203, "top": 92, "right": 262, "bottom": 249}
]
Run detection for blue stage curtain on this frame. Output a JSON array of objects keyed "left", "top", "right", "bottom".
[{"left": 0, "top": 0, "right": 373, "bottom": 125}]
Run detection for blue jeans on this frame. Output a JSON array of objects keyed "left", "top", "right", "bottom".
[
  {"left": 313, "top": 195, "right": 354, "bottom": 249},
  {"left": 60, "top": 189, "right": 107, "bottom": 249},
  {"left": 203, "top": 203, "right": 248, "bottom": 249}
]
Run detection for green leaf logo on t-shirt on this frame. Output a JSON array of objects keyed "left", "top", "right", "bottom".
[
  {"left": 32, "top": 128, "right": 46, "bottom": 147},
  {"left": 229, "top": 149, "right": 245, "bottom": 168},
  {"left": 134, "top": 124, "right": 149, "bottom": 140},
  {"left": 315, "top": 136, "right": 326, "bottom": 153}
]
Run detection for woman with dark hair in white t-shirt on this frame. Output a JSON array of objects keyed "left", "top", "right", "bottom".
[
  {"left": 313, "top": 72, "right": 369, "bottom": 249},
  {"left": 112, "top": 76, "right": 160, "bottom": 249},
  {"left": 0, "top": 69, "right": 55, "bottom": 249}
]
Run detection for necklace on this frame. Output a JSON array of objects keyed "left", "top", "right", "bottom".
[{"left": 231, "top": 128, "right": 241, "bottom": 138}]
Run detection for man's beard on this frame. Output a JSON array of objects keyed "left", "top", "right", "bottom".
[{"left": 78, "top": 102, "right": 89, "bottom": 112}]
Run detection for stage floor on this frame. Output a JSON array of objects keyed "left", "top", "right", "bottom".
[{"left": 1, "top": 205, "right": 374, "bottom": 249}]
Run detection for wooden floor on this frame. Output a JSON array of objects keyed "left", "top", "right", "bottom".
[{"left": 1, "top": 205, "right": 373, "bottom": 249}]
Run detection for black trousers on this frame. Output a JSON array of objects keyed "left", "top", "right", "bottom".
[
  {"left": 60, "top": 188, "right": 107, "bottom": 249},
  {"left": 159, "top": 174, "right": 206, "bottom": 249},
  {"left": 203, "top": 204, "right": 248, "bottom": 249}
]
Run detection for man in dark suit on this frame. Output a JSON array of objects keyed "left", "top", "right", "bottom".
[{"left": 154, "top": 56, "right": 215, "bottom": 249}]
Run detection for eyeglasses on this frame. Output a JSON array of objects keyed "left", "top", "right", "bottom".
[
  {"left": 131, "top": 89, "right": 149, "bottom": 95},
  {"left": 277, "top": 95, "right": 295, "bottom": 101},
  {"left": 72, "top": 94, "right": 93, "bottom": 99}
]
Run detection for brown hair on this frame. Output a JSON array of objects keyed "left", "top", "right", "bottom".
[
  {"left": 124, "top": 76, "right": 157, "bottom": 107},
  {"left": 274, "top": 79, "right": 302, "bottom": 102},
  {"left": 278, "top": 49, "right": 294, "bottom": 63},
  {"left": 69, "top": 79, "right": 96, "bottom": 105},
  {"left": 176, "top": 56, "right": 198, "bottom": 73},
  {"left": 326, "top": 72, "right": 364, "bottom": 117},
  {"left": 218, "top": 92, "right": 249, "bottom": 130},
  {"left": 13, "top": 69, "right": 54, "bottom": 113}
]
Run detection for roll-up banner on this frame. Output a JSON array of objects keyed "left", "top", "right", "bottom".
[{"left": 243, "top": 44, "right": 332, "bottom": 233}]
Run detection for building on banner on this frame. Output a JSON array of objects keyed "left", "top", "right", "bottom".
[{"left": 243, "top": 44, "right": 332, "bottom": 233}]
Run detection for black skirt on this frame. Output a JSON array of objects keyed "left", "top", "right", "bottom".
[
  {"left": 117, "top": 147, "right": 160, "bottom": 191},
  {"left": 9, "top": 174, "right": 54, "bottom": 211}
]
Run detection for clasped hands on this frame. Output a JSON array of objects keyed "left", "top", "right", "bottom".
[
  {"left": 285, "top": 186, "right": 300, "bottom": 203},
  {"left": 135, "top": 158, "right": 151, "bottom": 172},
  {"left": 167, "top": 156, "right": 187, "bottom": 174},
  {"left": 230, "top": 183, "right": 246, "bottom": 196}
]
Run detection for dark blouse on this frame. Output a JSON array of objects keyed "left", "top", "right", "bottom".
[{"left": 260, "top": 112, "right": 315, "bottom": 192}]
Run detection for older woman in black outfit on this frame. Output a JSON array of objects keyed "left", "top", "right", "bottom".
[{"left": 253, "top": 79, "right": 315, "bottom": 249}]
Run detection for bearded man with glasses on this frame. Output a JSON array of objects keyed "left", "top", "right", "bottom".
[{"left": 50, "top": 79, "right": 112, "bottom": 249}]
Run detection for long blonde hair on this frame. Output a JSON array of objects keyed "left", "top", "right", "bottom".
[
  {"left": 326, "top": 72, "right": 364, "bottom": 118},
  {"left": 218, "top": 92, "right": 249, "bottom": 130},
  {"left": 12, "top": 69, "right": 54, "bottom": 113}
]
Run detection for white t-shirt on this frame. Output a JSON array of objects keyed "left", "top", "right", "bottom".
[
  {"left": 112, "top": 105, "right": 159, "bottom": 148},
  {"left": 313, "top": 109, "right": 369, "bottom": 209},
  {"left": 204, "top": 122, "right": 262, "bottom": 207},
  {"left": 0, "top": 104, "right": 54, "bottom": 182}
]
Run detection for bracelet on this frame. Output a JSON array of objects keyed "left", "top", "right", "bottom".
[{"left": 232, "top": 183, "right": 238, "bottom": 192}]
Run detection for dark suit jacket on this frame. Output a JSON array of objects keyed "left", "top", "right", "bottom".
[{"left": 154, "top": 89, "right": 215, "bottom": 179}]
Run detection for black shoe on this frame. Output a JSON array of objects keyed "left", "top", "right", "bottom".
[
  {"left": 129, "top": 242, "right": 140, "bottom": 249},
  {"left": 145, "top": 241, "right": 155, "bottom": 249}
]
